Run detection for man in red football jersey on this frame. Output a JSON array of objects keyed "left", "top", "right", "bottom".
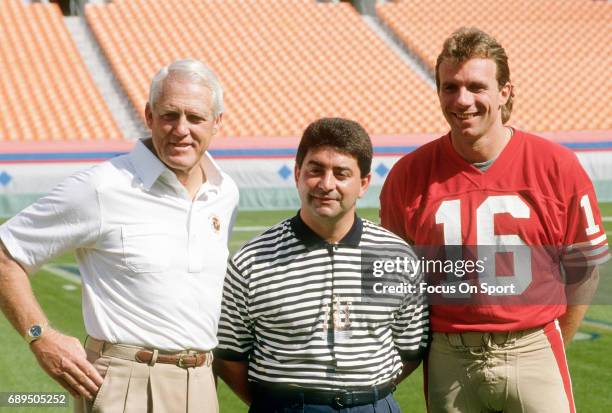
[{"left": 380, "top": 27, "right": 609, "bottom": 413}]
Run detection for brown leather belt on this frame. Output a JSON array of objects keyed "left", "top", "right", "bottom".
[
  {"left": 134, "top": 350, "right": 208, "bottom": 368},
  {"left": 85, "top": 336, "right": 212, "bottom": 368}
]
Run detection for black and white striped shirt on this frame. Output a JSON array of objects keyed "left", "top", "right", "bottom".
[{"left": 215, "top": 214, "right": 429, "bottom": 389}]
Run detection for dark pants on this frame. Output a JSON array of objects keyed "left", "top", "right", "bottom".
[{"left": 249, "top": 392, "right": 402, "bottom": 413}]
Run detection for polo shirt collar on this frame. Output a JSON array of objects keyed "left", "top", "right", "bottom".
[
  {"left": 200, "top": 151, "right": 223, "bottom": 188},
  {"left": 129, "top": 139, "right": 224, "bottom": 191},
  {"left": 129, "top": 139, "right": 167, "bottom": 190},
  {"left": 291, "top": 211, "right": 363, "bottom": 250}
]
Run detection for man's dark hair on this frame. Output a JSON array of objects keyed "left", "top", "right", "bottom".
[
  {"left": 296, "top": 118, "right": 373, "bottom": 177},
  {"left": 435, "top": 27, "right": 514, "bottom": 124}
]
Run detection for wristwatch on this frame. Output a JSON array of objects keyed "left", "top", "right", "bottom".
[{"left": 24, "top": 323, "right": 47, "bottom": 344}]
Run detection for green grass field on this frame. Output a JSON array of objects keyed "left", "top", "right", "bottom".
[{"left": 0, "top": 205, "right": 611, "bottom": 412}]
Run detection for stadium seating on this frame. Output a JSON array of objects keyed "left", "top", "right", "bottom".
[
  {"left": 2, "top": 0, "right": 608, "bottom": 142},
  {"left": 377, "top": 0, "right": 612, "bottom": 132},
  {"left": 85, "top": 0, "right": 448, "bottom": 137},
  {"left": 0, "top": 0, "right": 122, "bottom": 142}
]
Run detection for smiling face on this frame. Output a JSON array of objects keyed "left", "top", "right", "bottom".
[
  {"left": 145, "top": 75, "right": 221, "bottom": 182},
  {"left": 295, "top": 146, "right": 371, "bottom": 228},
  {"left": 438, "top": 58, "right": 511, "bottom": 143}
]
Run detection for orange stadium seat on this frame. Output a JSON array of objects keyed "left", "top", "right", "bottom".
[
  {"left": 377, "top": 0, "right": 612, "bottom": 132},
  {"left": 0, "top": 0, "right": 123, "bottom": 142},
  {"left": 85, "top": 0, "right": 447, "bottom": 137}
]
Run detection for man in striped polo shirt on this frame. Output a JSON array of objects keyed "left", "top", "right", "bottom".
[{"left": 214, "top": 118, "right": 429, "bottom": 412}]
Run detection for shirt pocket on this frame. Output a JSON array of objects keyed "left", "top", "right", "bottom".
[{"left": 121, "top": 224, "right": 170, "bottom": 273}]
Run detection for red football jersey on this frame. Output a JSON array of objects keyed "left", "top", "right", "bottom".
[{"left": 380, "top": 130, "right": 610, "bottom": 332}]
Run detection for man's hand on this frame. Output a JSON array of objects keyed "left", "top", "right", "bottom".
[
  {"left": 30, "top": 329, "right": 103, "bottom": 400},
  {"left": 213, "top": 358, "right": 251, "bottom": 405},
  {"left": 0, "top": 242, "right": 102, "bottom": 400},
  {"left": 560, "top": 266, "right": 600, "bottom": 345},
  {"left": 394, "top": 360, "right": 421, "bottom": 386}
]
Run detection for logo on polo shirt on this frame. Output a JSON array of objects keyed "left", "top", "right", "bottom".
[
  {"left": 321, "top": 295, "right": 353, "bottom": 342},
  {"left": 209, "top": 214, "right": 221, "bottom": 234}
]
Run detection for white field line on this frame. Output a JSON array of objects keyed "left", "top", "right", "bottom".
[
  {"left": 601, "top": 215, "right": 610, "bottom": 236},
  {"left": 582, "top": 319, "right": 612, "bottom": 331},
  {"left": 43, "top": 264, "right": 81, "bottom": 284},
  {"left": 233, "top": 226, "right": 268, "bottom": 232}
]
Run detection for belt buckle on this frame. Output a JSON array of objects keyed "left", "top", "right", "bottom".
[
  {"left": 177, "top": 354, "right": 188, "bottom": 368},
  {"left": 333, "top": 390, "right": 353, "bottom": 409},
  {"left": 332, "top": 394, "right": 345, "bottom": 409},
  {"left": 492, "top": 331, "right": 511, "bottom": 346}
]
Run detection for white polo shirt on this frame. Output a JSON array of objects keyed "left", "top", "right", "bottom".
[{"left": 0, "top": 140, "right": 239, "bottom": 351}]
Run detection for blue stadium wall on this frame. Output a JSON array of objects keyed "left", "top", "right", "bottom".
[{"left": 1, "top": 135, "right": 611, "bottom": 216}]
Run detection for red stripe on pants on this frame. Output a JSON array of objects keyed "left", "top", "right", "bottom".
[{"left": 543, "top": 322, "right": 576, "bottom": 413}]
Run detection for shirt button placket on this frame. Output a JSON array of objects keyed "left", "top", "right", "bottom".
[{"left": 187, "top": 203, "right": 200, "bottom": 272}]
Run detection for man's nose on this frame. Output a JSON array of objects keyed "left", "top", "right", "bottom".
[
  {"left": 318, "top": 170, "right": 335, "bottom": 191},
  {"left": 174, "top": 116, "right": 189, "bottom": 136},
  {"left": 456, "top": 88, "right": 474, "bottom": 108}
]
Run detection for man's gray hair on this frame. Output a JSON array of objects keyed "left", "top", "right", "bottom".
[{"left": 148, "top": 59, "right": 224, "bottom": 117}]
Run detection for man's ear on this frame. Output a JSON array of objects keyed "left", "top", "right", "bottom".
[
  {"left": 145, "top": 103, "right": 153, "bottom": 129},
  {"left": 213, "top": 113, "right": 223, "bottom": 134},
  {"left": 294, "top": 162, "right": 300, "bottom": 184},
  {"left": 359, "top": 172, "right": 372, "bottom": 198},
  {"left": 499, "top": 82, "right": 512, "bottom": 106}
]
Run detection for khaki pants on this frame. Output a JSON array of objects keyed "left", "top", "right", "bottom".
[
  {"left": 75, "top": 339, "right": 218, "bottom": 413},
  {"left": 427, "top": 321, "right": 575, "bottom": 413}
]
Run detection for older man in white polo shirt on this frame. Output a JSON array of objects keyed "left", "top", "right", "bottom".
[{"left": 0, "top": 59, "right": 238, "bottom": 413}]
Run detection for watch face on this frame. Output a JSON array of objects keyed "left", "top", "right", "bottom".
[{"left": 29, "top": 325, "right": 42, "bottom": 338}]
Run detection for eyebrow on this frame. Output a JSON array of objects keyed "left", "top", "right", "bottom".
[
  {"left": 441, "top": 80, "right": 488, "bottom": 89},
  {"left": 158, "top": 105, "right": 206, "bottom": 116},
  {"left": 467, "top": 81, "right": 488, "bottom": 88},
  {"left": 158, "top": 107, "right": 209, "bottom": 118},
  {"left": 306, "top": 160, "right": 352, "bottom": 173}
]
